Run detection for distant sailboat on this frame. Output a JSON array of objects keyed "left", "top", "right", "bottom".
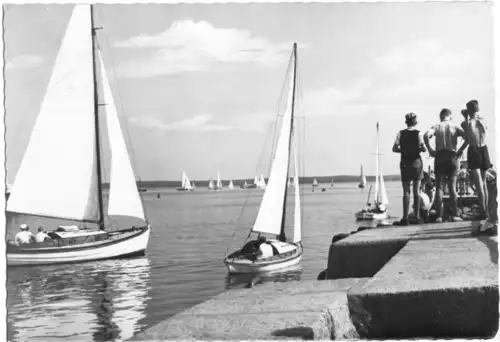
[
  {"left": 6, "top": 5, "right": 150, "bottom": 266},
  {"left": 355, "top": 122, "right": 389, "bottom": 221},
  {"left": 176, "top": 170, "right": 194, "bottom": 191},
  {"left": 358, "top": 165, "right": 367, "bottom": 189},
  {"left": 228, "top": 180, "right": 235, "bottom": 190},
  {"left": 224, "top": 43, "right": 303, "bottom": 274},
  {"left": 191, "top": 181, "right": 196, "bottom": 189},
  {"left": 208, "top": 178, "right": 214, "bottom": 190},
  {"left": 240, "top": 180, "right": 249, "bottom": 189},
  {"left": 330, "top": 178, "right": 335, "bottom": 188},
  {"left": 214, "top": 172, "right": 223, "bottom": 191},
  {"left": 313, "top": 178, "right": 319, "bottom": 187},
  {"left": 257, "top": 174, "right": 266, "bottom": 189}
]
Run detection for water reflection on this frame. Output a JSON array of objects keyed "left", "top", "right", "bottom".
[
  {"left": 7, "top": 257, "right": 152, "bottom": 342},
  {"left": 225, "top": 265, "right": 303, "bottom": 290}
]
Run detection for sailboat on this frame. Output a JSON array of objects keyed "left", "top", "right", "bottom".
[
  {"left": 358, "top": 165, "right": 367, "bottom": 188},
  {"left": 214, "top": 172, "right": 223, "bottom": 191},
  {"left": 312, "top": 178, "right": 319, "bottom": 187},
  {"left": 6, "top": 5, "right": 150, "bottom": 266},
  {"left": 330, "top": 178, "right": 335, "bottom": 188},
  {"left": 208, "top": 178, "right": 214, "bottom": 190},
  {"left": 224, "top": 43, "right": 303, "bottom": 274},
  {"left": 228, "top": 180, "right": 235, "bottom": 190},
  {"left": 191, "top": 181, "right": 196, "bottom": 189},
  {"left": 176, "top": 170, "right": 194, "bottom": 191},
  {"left": 355, "top": 122, "right": 389, "bottom": 221},
  {"left": 240, "top": 180, "right": 249, "bottom": 189},
  {"left": 257, "top": 174, "right": 267, "bottom": 189}
]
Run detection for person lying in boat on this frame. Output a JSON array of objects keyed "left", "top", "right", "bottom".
[
  {"left": 14, "top": 224, "right": 35, "bottom": 246},
  {"left": 35, "top": 226, "right": 52, "bottom": 243}
]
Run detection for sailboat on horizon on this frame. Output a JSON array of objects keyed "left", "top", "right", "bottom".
[
  {"left": 224, "top": 43, "right": 303, "bottom": 274},
  {"left": 214, "top": 172, "right": 223, "bottom": 191},
  {"left": 6, "top": 5, "right": 150, "bottom": 266},
  {"left": 176, "top": 169, "right": 194, "bottom": 191},
  {"left": 355, "top": 122, "right": 389, "bottom": 221},
  {"left": 358, "top": 164, "right": 367, "bottom": 188},
  {"left": 228, "top": 180, "right": 235, "bottom": 190}
]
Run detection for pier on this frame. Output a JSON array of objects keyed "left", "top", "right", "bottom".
[{"left": 128, "top": 222, "right": 498, "bottom": 340}]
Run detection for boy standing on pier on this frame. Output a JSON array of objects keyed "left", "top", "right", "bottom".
[
  {"left": 424, "top": 108, "right": 465, "bottom": 223},
  {"left": 392, "top": 113, "right": 426, "bottom": 225},
  {"left": 457, "top": 100, "right": 495, "bottom": 232}
]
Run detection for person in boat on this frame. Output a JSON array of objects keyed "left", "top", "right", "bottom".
[
  {"left": 424, "top": 108, "right": 465, "bottom": 223},
  {"left": 256, "top": 236, "right": 275, "bottom": 259},
  {"left": 457, "top": 100, "right": 495, "bottom": 233},
  {"left": 392, "top": 112, "right": 426, "bottom": 225},
  {"left": 14, "top": 224, "right": 35, "bottom": 246},
  {"left": 35, "top": 226, "right": 52, "bottom": 243}
]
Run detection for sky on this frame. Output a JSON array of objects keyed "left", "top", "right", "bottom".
[{"left": 4, "top": 2, "right": 496, "bottom": 182}]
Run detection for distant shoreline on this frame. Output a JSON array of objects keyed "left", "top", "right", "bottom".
[{"left": 102, "top": 175, "right": 402, "bottom": 189}]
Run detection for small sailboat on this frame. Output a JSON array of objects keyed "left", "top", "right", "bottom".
[
  {"left": 6, "top": 5, "right": 150, "bottom": 266},
  {"left": 208, "top": 178, "right": 214, "bottom": 190},
  {"left": 240, "top": 180, "right": 249, "bottom": 189},
  {"left": 191, "top": 181, "right": 196, "bottom": 189},
  {"left": 330, "top": 178, "right": 335, "bottom": 188},
  {"left": 355, "top": 122, "right": 389, "bottom": 221},
  {"left": 224, "top": 43, "right": 303, "bottom": 274},
  {"left": 313, "top": 178, "right": 319, "bottom": 187},
  {"left": 257, "top": 174, "right": 267, "bottom": 189},
  {"left": 214, "top": 172, "right": 223, "bottom": 191},
  {"left": 176, "top": 170, "right": 194, "bottom": 191},
  {"left": 228, "top": 180, "right": 235, "bottom": 190},
  {"left": 358, "top": 165, "right": 367, "bottom": 189}
]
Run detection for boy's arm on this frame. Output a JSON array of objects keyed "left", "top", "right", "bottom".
[
  {"left": 418, "top": 132, "right": 426, "bottom": 152},
  {"left": 456, "top": 124, "right": 468, "bottom": 157},
  {"left": 423, "top": 127, "right": 435, "bottom": 156},
  {"left": 392, "top": 131, "right": 401, "bottom": 153}
]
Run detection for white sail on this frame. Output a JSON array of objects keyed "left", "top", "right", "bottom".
[
  {"left": 244, "top": 180, "right": 248, "bottom": 186},
  {"left": 181, "top": 170, "right": 193, "bottom": 190},
  {"left": 313, "top": 178, "right": 318, "bottom": 186},
  {"left": 253, "top": 176, "right": 259, "bottom": 185},
  {"left": 292, "top": 130, "right": 302, "bottom": 243},
  {"left": 208, "top": 179, "right": 214, "bottom": 190},
  {"left": 252, "top": 48, "right": 296, "bottom": 236},
  {"left": 379, "top": 170, "right": 389, "bottom": 206},
  {"left": 216, "top": 172, "right": 223, "bottom": 189},
  {"left": 192, "top": 181, "right": 196, "bottom": 189},
  {"left": 7, "top": 5, "right": 100, "bottom": 223},
  {"left": 99, "top": 50, "right": 146, "bottom": 221},
  {"left": 228, "top": 180, "right": 234, "bottom": 189},
  {"left": 360, "top": 165, "right": 367, "bottom": 186}
]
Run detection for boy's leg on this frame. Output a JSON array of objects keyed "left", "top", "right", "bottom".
[{"left": 402, "top": 181, "right": 411, "bottom": 221}]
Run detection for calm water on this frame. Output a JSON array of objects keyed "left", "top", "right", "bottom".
[{"left": 7, "top": 181, "right": 405, "bottom": 341}]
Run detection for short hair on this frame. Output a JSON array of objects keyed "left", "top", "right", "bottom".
[
  {"left": 405, "top": 112, "right": 417, "bottom": 127},
  {"left": 466, "top": 100, "right": 479, "bottom": 112},
  {"left": 439, "top": 108, "right": 451, "bottom": 121},
  {"left": 37, "top": 226, "right": 44, "bottom": 232}
]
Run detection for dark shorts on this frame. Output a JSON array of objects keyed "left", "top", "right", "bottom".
[
  {"left": 467, "top": 145, "right": 491, "bottom": 171},
  {"left": 434, "top": 150, "right": 458, "bottom": 176},
  {"left": 400, "top": 157, "right": 423, "bottom": 182}
]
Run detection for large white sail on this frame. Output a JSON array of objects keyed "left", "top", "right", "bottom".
[
  {"left": 181, "top": 170, "right": 193, "bottom": 190},
  {"left": 253, "top": 176, "right": 259, "bottom": 185},
  {"left": 216, "top": 172, "right": 223, "bottom": 189},
  {"left": 99, "top": 50, "right": 146, "bottom": 222},
  {"left": 292, "top": 130, "right": 301, "bottom": 243},
  {"left": 360, "top": 165, "right": 367, "bottom": 186},
  {"left": 7, "top": 5, "right": 100, "bottom": 223},
  {"left": 228, "top": 180, "right": 234, "bottom": 189},
  {"left": 252, "top": 48, "right": 296, "bottom": 236}
]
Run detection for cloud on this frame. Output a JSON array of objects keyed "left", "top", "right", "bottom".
[
  {"left": 6, "top": 54, "right": 43, "bottom": 70},
  {"left": 115, "top": 20, "right": 300, "bottom": 78},
  {"left": 128, "top": 113, "right": 271, "bottom": 133},
  {"left": 303, "top": 39, "right": 485, "bottom": 118}
]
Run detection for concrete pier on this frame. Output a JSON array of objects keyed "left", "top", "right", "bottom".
[{"left": 128, "top": 222, "right": 498, "bottom": 340}]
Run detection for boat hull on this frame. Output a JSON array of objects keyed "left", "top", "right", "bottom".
[
  {"left": 224, "top": 242, "right": 303, "bottom": 274},
  {"left": 355, "top": 211, "right": 388, "bottom": 221},
  {"left": 358, "top": 184, "right": 365, "bottom": 189},
  {"left": 176, "top": 188, "right": 193, "bottom": 191},
  {"left": 7, "top": 225, "right": 150, "bottom": 266}
]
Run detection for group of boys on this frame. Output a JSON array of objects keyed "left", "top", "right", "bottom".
[{"left": 392, "top": 100, "right": 495, "bottom": 234}]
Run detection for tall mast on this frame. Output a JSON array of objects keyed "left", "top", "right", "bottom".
[
  {"left": 278, "top": 42, "right": 298, "bottom": 242},
  {"left": 375, "top": 122, "right": 380, "bottom": 205},
  {"left": 90, "top": 5, "right": 105, "bottom": 230}
]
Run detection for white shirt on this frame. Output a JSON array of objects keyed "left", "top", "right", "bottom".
[
  {"left": 35, "top": 232, "right": 50, "bottom": 243},
  {"left": 258, "top": 243, "right": 274, "bottom": 259},
  {"left": 15, "top": 231, "right": 35, "bottom": 245}
]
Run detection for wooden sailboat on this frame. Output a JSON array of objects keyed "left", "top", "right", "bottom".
[
  {"left": 228, "top": 180, "right": 235, "bottom": 190},
  {"left": 176, "top": 169, "right": 194, "bottom": 191},
  {"left": 224, "top": 43, "right": 303, "bottom": 274},
  {"left": 6, "top": 5, "right": 150, "bottom": 266},
  {"left": 358, "top": 165, "right": 367, "bottom": 188},
  {"left": 355, "top": 122, "right": 389, "bottom": 221}
]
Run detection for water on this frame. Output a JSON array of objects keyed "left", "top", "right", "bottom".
[{"left": 7, "top": 181, "right": 404, "bottom": 341}]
